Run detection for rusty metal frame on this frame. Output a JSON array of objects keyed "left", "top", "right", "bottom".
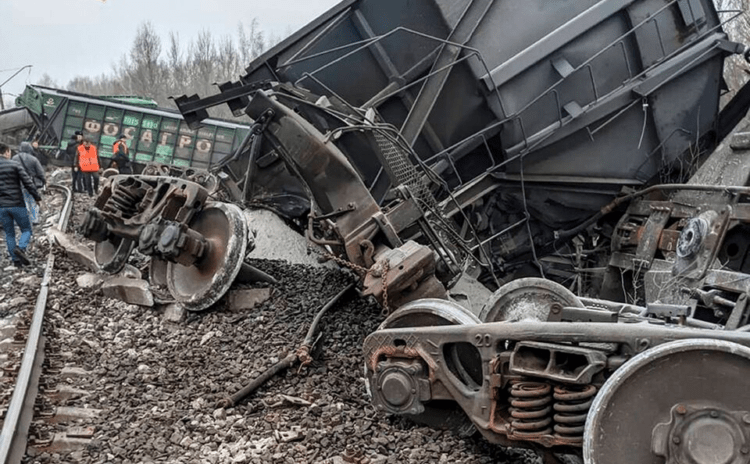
[
  {"left": 364, "top": 316, "right": 750, "bottom": 450},
  {"left": 244, "top": 91, "right": 448, "bottom": 308}
]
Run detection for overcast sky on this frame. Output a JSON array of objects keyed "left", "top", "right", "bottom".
[{"left": 0, "top": 0, "right": 339, "bottom": 105}]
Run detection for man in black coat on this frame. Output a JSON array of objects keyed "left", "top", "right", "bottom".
[
  {"left": 31, "top": 139, "right": 48, "bottom": 167},
  {"left": 66, "top": 131, "right": 84, "bottom": 193},
  {"left": 0, "top": 142, "right": 43, "bottom": 268},
  {"left": 12, "top": 141, "right": 45, "bottom": 225}
]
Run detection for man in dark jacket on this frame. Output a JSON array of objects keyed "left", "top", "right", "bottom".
[
  {"left": 31, "top": 139, "right": 48, "bottom": 167},
  {"left": 66, "top": 132, "right": 84, "bottom": 193},
  {"left": 110, "top": 135, "right": 132, "bottom": 174},
  {"left": 12, "top": 141, "right": 45, "bottom": 225},
  {"left": 0, "top": 143, "right": 43, "bottom": 268}
]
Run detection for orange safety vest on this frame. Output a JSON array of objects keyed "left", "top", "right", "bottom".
[
  {"left": 77, "top": 144, "right": 100, "bottom": 172},
  {"left": 112, "top": 140, "right": 129, "bottom": 155}
]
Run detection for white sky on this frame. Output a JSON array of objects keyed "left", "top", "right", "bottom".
[{"left": 0, "top": 0, "right": 339, "bottom": 105}]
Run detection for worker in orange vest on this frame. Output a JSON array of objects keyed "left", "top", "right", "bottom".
[
  {"left": 111, "top": 135, "right": 132, "bottom": 174},
  {"left": 75, "top": 138, "right": 101, "bottom": 197}
]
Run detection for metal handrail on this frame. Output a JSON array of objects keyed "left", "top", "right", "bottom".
[{"left": 0, "top": 183, "right": 72, "bottom": 464}]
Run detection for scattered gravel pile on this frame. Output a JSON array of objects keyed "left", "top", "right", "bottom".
[
  {"left": 0, "top": 271, "right": 40, "bottom": 318},
  {"left": 16, "top": 189, "right": 542, "bottom": 463},
  {"left": 244, "top": 209, "right": 331, "bottom": 267},
  {"left": 33, "top": 251, "right": 540, "bottom": 464}
]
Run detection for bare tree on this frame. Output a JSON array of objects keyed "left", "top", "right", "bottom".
[
  {"left": 121, "top": 22, "right": 166, "bottom": 101},
  {"left": 238, "top": 19, "right": 267, "bottom": 65},
  {"left": 166, "top": 32, "right": 186, "bottom": 98},
  {"left": 64, "top": 19, "right": 271, "bottom": 112},
  {"left": 216, "top": 35, "right": 237, "bottom": 85},
  {"left": 35, "top": 73, "right": 59, "bottom": 88},
  {"left": 67, "top": 73, "right": 122, "bottom": 96},
  {"left": 189, "top": 30, "right": 219, "bottom": 99}
]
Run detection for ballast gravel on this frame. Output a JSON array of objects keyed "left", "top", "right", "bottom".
[{"left": 22, "top": 191, "right": 542, "bottom": 464}]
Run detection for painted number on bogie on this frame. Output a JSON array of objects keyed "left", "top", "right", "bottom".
[{"left": 475, "top": 334, "right": 492, "bottom": 347}]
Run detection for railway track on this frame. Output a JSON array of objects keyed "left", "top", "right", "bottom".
[{"left": 0, "top": 184, "right": 73, "bottom": 464}]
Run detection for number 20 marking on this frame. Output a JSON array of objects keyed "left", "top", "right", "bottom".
[{"left": 474, "top": 334, "right": 492, "bottom": 347}]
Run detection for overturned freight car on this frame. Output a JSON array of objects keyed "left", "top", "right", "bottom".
[
  {"left": 169, "top": 0, "right": 750, "bottom": 304},
  {"left": 81, "top": 0, "right": 750, "bottom": 462},
  {"left": 14, "top": 85, "right": 253, "bottom": 174}
]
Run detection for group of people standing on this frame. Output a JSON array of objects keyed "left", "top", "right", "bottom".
[
  {"left": 65, "top": 132, "right": 131, "bottom": 196},
  {"left": 0, "top": 132, "right": 132, "bottom": 269}
]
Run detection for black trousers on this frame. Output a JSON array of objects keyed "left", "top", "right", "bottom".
[
  {"left": 71, "top": 167, "right": 85, "bottom": 192},
  {"left": 81, "top": 172, "right": 100, "bottom": 197}
]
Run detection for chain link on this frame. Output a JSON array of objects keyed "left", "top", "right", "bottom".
[
  {"left": 308, "top": 245, "right": 391, "bottom": 313},
  {"left": 308, "top": 245, "right": 369, "bottom": 273}
]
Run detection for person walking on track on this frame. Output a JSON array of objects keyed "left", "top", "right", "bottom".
[
  {"left": 0, "top": 143, "right": 43, "bottom": 268},
  {"left": 76, "top": 138, "right": 101, "bottom": 197},
  {"left": 12, "top": 141, "right": 46, "bottom": 225}
]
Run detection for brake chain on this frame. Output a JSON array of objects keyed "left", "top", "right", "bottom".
[{"left": 308, "top": 245, "right": 391, "bottom": 313}]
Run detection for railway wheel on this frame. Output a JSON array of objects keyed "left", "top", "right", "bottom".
[
  {"left": 166, "top": 202, "right": 248, "bottom": 311},
  {"left": 95, "top": 237, "right": 135, "bottom": 273},
  {"left": 378, "top": 298, "right": 481, "bottom": 330},
  {"left": 584, "top": 339, "right": 750, "bottom": 464},
  {"left": 479, "top": 277, "right": 583, "bottom": 322},
  {"left": 373, "top": 299, "right": 482, "bottom": 436},
  {"left": 101, "top": 167, "right": 119, "bottom": 179}
]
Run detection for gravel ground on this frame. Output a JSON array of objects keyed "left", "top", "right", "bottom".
[
  {"left": 21, "top": 192, "right": 542, "bottom": 464},
  {"left": 0, "top": 184, "right": 61, "bottom": 311}
]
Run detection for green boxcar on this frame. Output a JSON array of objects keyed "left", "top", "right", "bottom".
[{"left": 16, "top": 85, "right": 251, "bottom": 171}]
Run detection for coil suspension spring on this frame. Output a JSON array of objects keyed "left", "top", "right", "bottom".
[
  {"left": 553, "top": 384, "right": 597, "bottom": 445},
  {"left": 104, "top": 185, "right": 140, "bottom": 217},
  {"left": 508, "top": 381, "right": 553, "bottom": 437}
]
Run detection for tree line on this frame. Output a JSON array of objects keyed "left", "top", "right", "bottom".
[{"left": 38, "top": 20, "right": 273, "bottom": 119}]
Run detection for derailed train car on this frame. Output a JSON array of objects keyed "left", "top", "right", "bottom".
[
  {"left": 172, "top": 0, "right": 750, "bottom": 290},
  {"left": 13, "top": 85, "right": 252, "bottom": 173},
  {"left": 0, "top": 107, "right": 35, "bottom": 147},
  {"left": 82, "top": 0, "right": 750, "bottom": 462}
]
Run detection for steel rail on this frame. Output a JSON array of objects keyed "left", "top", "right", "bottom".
[
  {"left": 49, "top": 184, "right": 74, "bottom": 233},
  {"left": 0, "top": 184, "right": 72, "bottom": 464}
]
